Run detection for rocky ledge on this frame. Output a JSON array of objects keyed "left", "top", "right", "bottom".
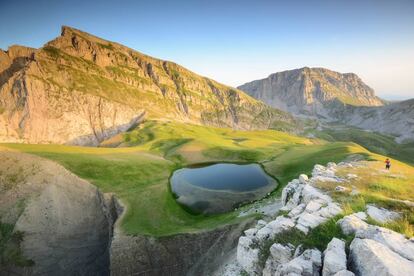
[{"left": 220, "top": 161, "right": 414, "bottom": 276}]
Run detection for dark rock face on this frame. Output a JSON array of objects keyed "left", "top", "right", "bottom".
[{"left": 110, "top": 219, "right": 253, "bottom": 276}]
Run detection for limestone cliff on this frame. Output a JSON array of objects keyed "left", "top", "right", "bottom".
[
  {"left": 238, "top": 68, "right": 414, "bottom": 141},
  {"left": 238, "top": 67, "right": 384, "bottom": 119},
  {"left": 0, "top": 26, "right": 295, "bottom": 145}
]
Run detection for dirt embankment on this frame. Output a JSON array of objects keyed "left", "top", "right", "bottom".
[{"left": 0, "top": 150, "right": 118, "bottom": 275}]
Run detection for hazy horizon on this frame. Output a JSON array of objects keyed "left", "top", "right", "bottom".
[{"left": 1, "top": 0, "right": 413, "bottom": 101}]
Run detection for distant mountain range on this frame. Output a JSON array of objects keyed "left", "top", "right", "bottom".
[
  {"left": 239, "top": 67, "right": 413, "bottom": 142},
  {"left": 0, "top": 26, "right": 295, "bottom": 145}
]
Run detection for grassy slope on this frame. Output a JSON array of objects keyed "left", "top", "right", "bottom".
[
  {"left": 310, "top": 126, "right": 414, "bottom": 165},
  {"left": 1, "top": 120, "right": 386, "bottom": 237}
]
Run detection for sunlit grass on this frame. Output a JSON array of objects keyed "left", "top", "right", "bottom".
[{"left": 0, "top": 120, "right": 387, "bottom": 236}]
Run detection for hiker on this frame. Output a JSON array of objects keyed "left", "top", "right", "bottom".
[{"left": 385, "top": 158, "right": 391, "bottom": 170}]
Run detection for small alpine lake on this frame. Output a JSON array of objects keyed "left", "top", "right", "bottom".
[{"left": 170, "top": 163, "right": 278, "bottom": 214}]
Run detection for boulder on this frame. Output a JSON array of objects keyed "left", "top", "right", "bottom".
[
  {"left": 281, "top": 181, "right": 304, "bottom": 211},
  {"left": 257, "top": 216, "right": 295, "bottom": 241},
  {"left": 318, "top": 203, "right": 342, "bottom": 218},
  {"left": 312, "top": 164, "right": 326, "bottom": 176},
  {"left": 236, "top": 236, "right": 260, "bottom": 275},
  {"left": 337, "top": 213, "right": 369, "bottom": 235},
  {"left": 356, "top": 225, "right": 414, "bottom": 261},
  {"left": 327, "top": 162, "right": 337, "bottom": 169},
  {"left": 281, "top": 179, "right": 300, "bottom": 205},
  {"left": 350, "top": 238, "right": 414, "bottom": 276},
  {"left": 296, "top": 212, "right": 327, "bottom": 234},
  {"left": 322, "top": 238, "right": 347, "bottom": 276},
  {"left": 263, "top": 243, "right": 294, "bottom": 276},
  {"left": 299, "top": 174, "right": 309, "bottom": 184},
  {"left": 366, "top": 205, "right": 401, "bottom": 223},
  {"left": 276, "top": 249, "right": 322, "bottom": 276}
]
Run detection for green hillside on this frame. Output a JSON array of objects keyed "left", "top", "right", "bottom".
[{"left": 2, "top": 120, "right": 379, "bottom": 237}]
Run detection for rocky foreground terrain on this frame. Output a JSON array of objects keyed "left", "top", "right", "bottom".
[
  {"left": 0, "top": 26, "right": 294, "bottom": 145},
  {"left": 216, "top": 162, "right": 414, "bottom": 276},
  {"left": 238, "top": 68, "right": 414, "bottom": 141}
]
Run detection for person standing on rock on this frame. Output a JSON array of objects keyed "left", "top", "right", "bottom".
[{"left": 385, "top": 158, "right": 391, "bottom": 170}]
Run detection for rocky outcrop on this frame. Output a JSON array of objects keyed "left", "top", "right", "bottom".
[
  {"left": 276, "top": 248, "right": 322, "bottom": 276},
  {"left": 238, "top": 67, "right": 384, "bottom": 118},
  {"left": 366, "top": 204, "right": 401, "bottom": 223},
  {"left": 235, "top": 162, "right": 345, "bottom": 275},
  {"left": 238, "top": 68, "right": 414, "bottom": 141},
  {"left": 230, "top": 161, "right": 414, "bottom": 276},
  {"left": 350, "top": 238, "right": 414, "bottom": 276},
  {"left": 322, "top": 238, "right": 347, "bottom": 276},
  {"left": 0, "top": 151, "right": 117, "bottom": 275},
  {"left": 0, "top": 26, "right": 296, "bottom": 145}
]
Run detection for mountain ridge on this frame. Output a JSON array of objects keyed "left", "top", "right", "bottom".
[
  {"left": 238, "top": 67, "right": 413, "bottom": 141},
  {"left": 0, "top": 26, "right": 296, "bottom": 145}
]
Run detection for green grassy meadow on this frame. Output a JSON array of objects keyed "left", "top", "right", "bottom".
[{"left": 1, "top": 120, "right": 406, "bottom": 237}]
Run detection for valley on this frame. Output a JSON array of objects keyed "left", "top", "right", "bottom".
[{"left": 0, "top": 23, "right": 413, "bottom": 276}]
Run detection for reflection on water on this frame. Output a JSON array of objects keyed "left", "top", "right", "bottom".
[{"left": 170, "top": 163, "right": 277, "bottom": 214}]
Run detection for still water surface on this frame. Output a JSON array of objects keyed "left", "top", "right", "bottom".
[{"left": 170, "top": 163, "right": 277, "bottom": 214}]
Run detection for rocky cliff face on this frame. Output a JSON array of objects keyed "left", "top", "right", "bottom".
[
  {"left": 238, "top": 67, "right": 384, "bottom": 119},
  {"left": 238, "top": 67, "right": 414, "bottom": 141},
  {"left": 0, "top": 151, "right": 117, "bottom": 275},
  {"left": 337, "top": 99, "right": 414, "bottom": 142},
  {"left": 0, "top": 26, "right": 295, "bottom": 145}
]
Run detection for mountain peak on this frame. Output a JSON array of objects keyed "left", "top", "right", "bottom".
[
  {"left": 0, "top": 26, "right": 296, "bottom": 145},
  {"left": 238, "top": 67, "right": 384, "bottom": 118}
]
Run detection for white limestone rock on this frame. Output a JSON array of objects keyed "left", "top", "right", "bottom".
[
  {"left": 347, "top": 174, "right": 358, "bottom": 179},
  {"left": 281, "top": 180, "right": 304, "bottom": 210},
  {"left": 263, "top": 243, "right": 294, "bottom": 276},
  {"left": 296, "top": 212, "right": 327, "bottom": 234},
  {"left": 257, "top": 216, "right": 295, "bottom": 241},
  {"left": 350, "top": 238, "right": 414, "bottom": 276},
  {"left": 337, "top": 213, "right": 369, "bottom": 235},
  {"left": 366, "top": 205, "right": 401, "bottom": 223},
  {"left": 299, "top": 174, "right": 309, "bottom": 184},
  {"left": 305, "top": 199, "right": 324, "bottom": 213},
  {"left": 322, "top": 238, "right": 347, "bottom": 276},
  {"left": 318, "top": 203, "right": 342, "bottom": 218},
  {"left": 288, "top": 203, "right": 306, "bottom": 218},
  {"left": 333, "top": 270, "right": 355, "bottom": 276},
  {"left": 327, "top": 162, "right": 337, "bottom": 169},
  {"left": 256, "top": 219, "right": 267, "bottom": 229},
  {"left": 356, "top": 225, "right": 414, "bottom": 262},
  {"left": 276, "top": 249, "right": 322, "bottom": 276},
  {"left": 236, "top": 236, "right": 260, "bottom": 275},
  {"left": 301, "top": 184, "right": 332, "bottom": 205},
  {"left": 312, "top": 164, "right": 326, "bottom": 176},
  {"left": 353, "top": 211, "right": 367, "bottom": 221},
  {"left": 244, "top": 228, "right": 258, "bottom": 238}
]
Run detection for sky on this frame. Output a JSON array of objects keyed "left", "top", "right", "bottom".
[{"left": 1, "top": 0, "right": 413, "bottom": 100}]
